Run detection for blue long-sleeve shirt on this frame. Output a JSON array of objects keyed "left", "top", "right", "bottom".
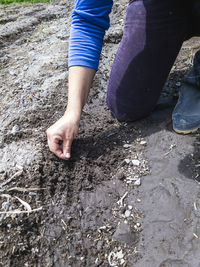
[{"left": 68, "top": 0, "right": 113, "bottom": 70}]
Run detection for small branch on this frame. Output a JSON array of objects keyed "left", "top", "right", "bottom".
[
  {"left": 0, "top": 170, "right": 23, "bottom": 191},
  {"left": 117, "top": 191, "right": 128, "bottom": 207},
  {"left": 8, "top": 187, "right": 46, "bottom": 192},
  {"left": 0, "top": 207, "right": 42, "bottom": 215}
]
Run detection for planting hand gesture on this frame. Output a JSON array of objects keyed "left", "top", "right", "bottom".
[
  {"left": 46, "top": 113, "right": 79, "bottom": 160},
  {"left": 47, "top": 66, "right": 95, "bottom": 159}
]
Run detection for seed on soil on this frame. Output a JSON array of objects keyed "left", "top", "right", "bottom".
[
  {"left": 140, "top": 140, "right": 147, "bottom": 145},
  {"left": 126, "top": 177, "right": 136, "bottom": 181},
  {"left": 123, "top": 144, "right": 131, "bottom": 148},
  {"left": 9, "top": 70, "right": 16, "bottom": 76},
  {"left": 134, "top": 178, "right": 141, "bottom": 186},
  {"left": 16, "top": 165, "right": 23, "bottom": 170},
  {"left": 126, "top": 177, "right": 141, "bottom": 186},
  {"left": 124, "top": 210, "right": 131, "bottom": 217},
  {"left": 121, "top": 259, "right": 125, "bottom": 264},
  {"left": 11, "top": 125, "right": 19, "bottom": 134},
  {"left": 134, "top": 223, "right": 141, "bottom": 231},
  {"left": 132, "top": 160, "right": 140, "bottom": 166},
  {"left": 116, "top": 250, "right": 123, "bottom": 259},
  {"left": 98, "top": 226, "right": 107, "bottom": 232},
  {"left": 28, "top": 192, "right": 37, "bottom": 196},
  {"left": 193, "top": 233, "right": 199, "bottom": 239}
]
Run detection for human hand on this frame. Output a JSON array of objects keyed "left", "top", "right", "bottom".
[{"left": 46, "top": 113, "right": 79, "bottom": 160}]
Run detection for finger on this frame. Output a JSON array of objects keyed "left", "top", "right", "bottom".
[
  {"left": 63, "top": 138, "right": 73, "bottom": 159},
  {"left": 47, "top": 137, "right": 66, "bottom": 160},
  {"left": 54, "top": 148, "right": 67, "bottom": 160}
]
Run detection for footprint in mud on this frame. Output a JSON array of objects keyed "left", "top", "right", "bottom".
[
  {"left": 147, "top": 185, "right": 183, "bottom": 223},
  {"left": 159, "top": 258, "right": 189, "bottom": 267},
  {"left": 194, "top": 193, "right": 200, "bottom": 218}
]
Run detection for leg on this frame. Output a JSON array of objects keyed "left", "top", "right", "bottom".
[
  {"left": 172, "top": 50, "right": 200, "bottom": 133},
  {"left": 106, "top": 0, "right": 189, "bottom": 121},
  {"left": 172, "top": 1, "right": 200, "bottom": 134},
  {"left": 189, "top": 0, "right": 200, "bottom": 37}
]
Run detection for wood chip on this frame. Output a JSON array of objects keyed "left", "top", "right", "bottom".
[
  {"left": 193, "top": 233, "right": 199, "bottom": 239},
  {"left": 15, "top": 196, "right": 32, "bottom": 212}
]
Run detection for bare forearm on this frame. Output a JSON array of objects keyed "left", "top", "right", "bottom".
[
  {"left": 65, "top": 66, "right": 96, "bottom": 119},
  {"left": 47, "top": 66, "right": 96, "bottom": 160}
]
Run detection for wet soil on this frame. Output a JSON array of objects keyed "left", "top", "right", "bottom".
[{"left": 0, "top": 1, "right": 200, "bottom": 266}]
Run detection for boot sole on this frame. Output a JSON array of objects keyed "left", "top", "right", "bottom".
[{"left": 173, "top": 126, "right": 199, "bottom": 134}]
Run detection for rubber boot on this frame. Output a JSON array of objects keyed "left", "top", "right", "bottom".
[{"left": 172, "top": 50, "right": 200, "bottom": 134}]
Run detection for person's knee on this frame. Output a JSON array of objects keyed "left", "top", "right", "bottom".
[{"left": 106, "top": 96, "right": 152, "bottom": 122}]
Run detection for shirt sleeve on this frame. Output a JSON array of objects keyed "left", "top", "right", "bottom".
[{"left": 68, "top": 0, "right": 113, "bottom": 70}]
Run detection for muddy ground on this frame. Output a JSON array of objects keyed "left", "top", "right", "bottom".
[{"left": 0, "top": 1, "right": 200, "bottom": 266}]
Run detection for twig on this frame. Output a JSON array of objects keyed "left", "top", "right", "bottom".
[
  {"left": 163, "top": 144, "right": 176, "bottom": 157},
  {"left": 0, "top": 170, "right": 23, "bottom": 191},
  {"left": 61, "top": 219, "right": 67, "bottom": 230},
  {"left": 8, "top": 187, "right": 46, "bottom": 192},
  {"left": 15, "top": 196, "right": 32, "bottom": 212},
  {"left": 0, "top": 207, "right": 42, "bottom": 215},
  {"left": 61, "top": 219, "right": 67, "bottom": 227},
  {"left": 117, "top": 191, "right": 128, "bottom": 207}
]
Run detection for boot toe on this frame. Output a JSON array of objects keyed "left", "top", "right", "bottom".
[{"left": 172, "top": 113, "right": 200, "bottom": 133}]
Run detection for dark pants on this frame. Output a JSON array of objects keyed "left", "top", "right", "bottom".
[{"left": 106, "top": 0, "right": 200, "bottom": 121}]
